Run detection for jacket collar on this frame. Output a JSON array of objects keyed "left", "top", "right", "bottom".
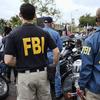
[{"left": 96, "top": 26, "right": 100, "bottom": 32}]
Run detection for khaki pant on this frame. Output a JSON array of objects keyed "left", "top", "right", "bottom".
[
  {"left": 86, "top": 90, "right": 100, "bottom": 100},
  {"left": 17, "top": 70, "right": 52, "bottom": 100}
]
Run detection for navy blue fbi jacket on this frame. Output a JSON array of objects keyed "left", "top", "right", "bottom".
[
  {"left": 79, "top": 27, "right": 100, "bottom": 94},
  {"left": 4, "top": 24, "right": 57, "bottom": 71}
]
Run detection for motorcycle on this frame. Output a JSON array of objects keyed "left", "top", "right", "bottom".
[
  {"left": 60, "top": 43, "right": 82, "bottom": 100},
  {"left": 0, "top": 62, "right": 9, "bottom": 100}
]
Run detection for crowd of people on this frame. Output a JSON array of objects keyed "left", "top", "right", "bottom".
[{"left": 0, "top": 2, "right": 100, "bottom": 100}]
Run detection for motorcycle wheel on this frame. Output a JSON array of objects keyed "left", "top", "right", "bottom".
[{"left": 0, "top": 76, "right": 9, "bottom": 100}]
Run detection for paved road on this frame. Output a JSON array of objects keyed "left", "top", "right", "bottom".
[
  {"left": 5, "top": 82, "right": 17, "bottom": 100},
  {"left": 4, "top": 71, "right": 17, "bottom": 100}
]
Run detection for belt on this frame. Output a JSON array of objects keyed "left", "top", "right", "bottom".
[{"left": 18, "top": 67, "right": 47, "bottom": 73}]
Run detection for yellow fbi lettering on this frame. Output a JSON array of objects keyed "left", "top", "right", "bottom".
[
  {"left": 82, "top": 46, "right": 91, "bottom": 55},
  {"left": 23, "top": 37, "right": 44, "bottom": 56}
]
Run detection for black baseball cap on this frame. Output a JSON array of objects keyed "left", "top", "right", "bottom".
[{"left": 44, "top": 17, "right": 53, "bottom": 23}]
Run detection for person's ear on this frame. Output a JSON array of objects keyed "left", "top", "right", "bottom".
[
  {"left": 19, "top": 13, "right": 23, "bottom": 21},
  {"left": 34, "top": 13, "right": 36, "bottom": 18},
  {"left": 19, "top": 13, "right": 22, "bottom": 18}
]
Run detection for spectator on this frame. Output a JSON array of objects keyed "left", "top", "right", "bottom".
[
  {"left": 3, "top": 25, "right": 18, "bottom": 83},
  {"left": 4, "top": 25, "right": 12, "bottom": 36},
  {"left": 62, "top": 25, "right": 67, "bottom": 36}
]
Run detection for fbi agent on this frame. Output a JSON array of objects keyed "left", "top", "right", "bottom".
[
  {"left": 78, "top": 8, "right": 100, "bottom": 100},
  {"left": 4, "top": 3, "right": 60, "bottom": 100}
]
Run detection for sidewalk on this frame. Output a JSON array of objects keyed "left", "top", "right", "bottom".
[{"left": 5, "top": 70, "right": 17, "bottom": 100}]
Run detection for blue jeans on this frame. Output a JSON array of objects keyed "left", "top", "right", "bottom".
[
  {"left": 55, "top": 64, "right": 62, "bottom": 97},
  {"left": 47, "top": 52, "right": 62, "bottom": 97},
  {"left": 0, "top": 62, "right": 6, "bottom": 74}
]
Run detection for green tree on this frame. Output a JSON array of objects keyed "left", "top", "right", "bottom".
[
  {"left": 10, "top": 15, "right": 21, "bottom": 27},
  {"left": 22, "top": 0, "right": 61, "bottom": 20},
  {"left": 79, "top": 14, "right": 96, "bottom": 27},
  {"left": 0, "top": 19, "right": 7, "bottom": 34},
  {"left": 22, "top": 0, "right": 29, "bottom": 3}
]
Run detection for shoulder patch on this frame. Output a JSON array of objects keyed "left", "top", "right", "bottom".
[{"left": 82, "top": 46, "right": 91, "bottom": 55}]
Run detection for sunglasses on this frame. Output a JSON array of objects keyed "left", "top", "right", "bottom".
[{"left": 96, "top": 17, "right": 100, "bottom": 22}]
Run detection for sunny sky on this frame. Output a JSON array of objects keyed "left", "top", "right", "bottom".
[{"left": 0, "top": 0, "right": 99, "bottom": 24}]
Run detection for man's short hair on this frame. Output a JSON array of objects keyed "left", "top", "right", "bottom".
[{"left": 20, "top": 3, "right": 35, "bottom": 20}]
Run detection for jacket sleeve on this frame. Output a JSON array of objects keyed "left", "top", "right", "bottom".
[
  {"left": 56, "top": 33, "right": 63, "bottom": 52},
  {"left": 78, "top": 38, "right": 94, "bottom": 89}
]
